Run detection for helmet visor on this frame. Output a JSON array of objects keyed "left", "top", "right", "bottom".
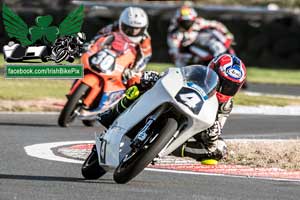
[
  {"left": 121, "top": 23, "right": 145, "bottom": 37},
  {"left": 218, "top": 76, "right": 242, "bottom": 96},
  {"left": 178, "top": 20, "right": 194, "bottom": 30}
]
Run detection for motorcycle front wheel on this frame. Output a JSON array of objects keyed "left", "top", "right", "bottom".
[
  {"left": 113, "top": 118, "right": 178, "bottom": 184},
  {"left": 82, "top": 146, "right": 106, "bottom": 179},
  {"left": 58, "top": 83, "right": 89, "bottom": 127}
]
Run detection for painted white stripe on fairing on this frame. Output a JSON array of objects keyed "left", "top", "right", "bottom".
[
  {"left": 24, "top": 141, "right": 94, "bottom": 164},
  {"left": 24, "top": 141, "right": 300, "bottom": 183}
]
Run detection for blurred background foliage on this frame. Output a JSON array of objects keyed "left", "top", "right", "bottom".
[{"left": 3, "top": 0, "right": 300, "bottom": 8}]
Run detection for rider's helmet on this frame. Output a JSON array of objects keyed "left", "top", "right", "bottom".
[
  {"left": 208, "top": 54, "right": 247, "bottom": 102},
  {"left": 119, "top": 7, "right": 149, "bottom": 44},
  {"left": 175, "top": 5, "right": 198, "bottom": 31},
  {"left": 76, "top": 32, "right": 86, "bottom": 45}
]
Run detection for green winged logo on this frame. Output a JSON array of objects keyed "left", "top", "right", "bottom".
[{"left": 2, "top": 4, "right": 84, "bottom": 46}]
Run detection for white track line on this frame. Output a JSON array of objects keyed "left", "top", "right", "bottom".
[
  {"left": 228, "top": 139, "right": 300, "bottom": 142},
  {"left": 24, "top": 141, "right": 93, "bottom": 164},
  {"left": 145, "top": 168, "right": 300, "bottom": 183},
  {"left": 24, "top": 141, "right": 300, "bottom": 182},
  {"left": 244, "top": 91, "right": 300, "bottom": 99},
  {"left": 232, "top": 105, "right": 300, "bottom": 116}
]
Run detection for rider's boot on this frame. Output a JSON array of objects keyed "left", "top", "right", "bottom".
[
  {"left": 172, "top": 137, "right": 227, "bottom": 161},
  {"left": 173, "top": 99, "right": 232, "bottom": 162},
  {"left": 172, "top": 121, "right": 227, "bottom": 161}
]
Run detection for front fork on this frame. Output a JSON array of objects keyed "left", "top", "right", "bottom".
[{"left": 131, "top": 104, "right": 168, "bottom": 149}]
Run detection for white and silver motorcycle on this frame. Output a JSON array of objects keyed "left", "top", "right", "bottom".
[{"left": 81, "top": 65, "right": 220, "bottom": 183}]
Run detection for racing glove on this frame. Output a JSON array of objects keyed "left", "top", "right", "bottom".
[{"left": 139, "top": 71, "right": 160, "bottom": 90}]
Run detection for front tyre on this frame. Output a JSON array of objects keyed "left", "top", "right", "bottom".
[
  {"left": 113, "top": 118, "right": 178, "bottom": 184},
  {"left": 58, "top": 83, "right": 89, "bottom": 127},
  {"left": 82, "top": 146, "right": 106, "bottom": 179}
]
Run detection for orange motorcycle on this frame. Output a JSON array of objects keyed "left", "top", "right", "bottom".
[{"left": 58, "top": 32, "right": 139, "bottom": 127}]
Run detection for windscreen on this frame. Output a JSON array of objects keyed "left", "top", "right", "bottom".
[{"left": 181, "top": 65, "right": 219, "bottom": 98}]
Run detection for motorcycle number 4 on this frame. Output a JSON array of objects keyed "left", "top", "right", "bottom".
[
  {"left": 175, "top": 87, "right": 203, "bottom": 114},
  {"left": 179, "top": 93, "right": 201, "bottom": 108}
]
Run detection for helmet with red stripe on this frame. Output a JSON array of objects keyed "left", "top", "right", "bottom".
[
  {"left": 208, "top": 54, "right": 247, "bottom": 102},
  {"left": 175, "top": 6, "right": 198, "bottom": 31}
]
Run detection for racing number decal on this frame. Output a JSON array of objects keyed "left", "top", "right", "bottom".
[
  {"left": 91, "top": 51, "right": 107, "bottom": 65},
  {"left": 90, "top": 50, "right": 115, "bottom": 71},
  {"left": 100, "top": 55, "right": 115, "bottom": 70},
  {"left": 175, "top": 87, "right": 204, "bottom": 114},
  {"left": 179, "top": 93, "right": 201, "bottom": 108}
]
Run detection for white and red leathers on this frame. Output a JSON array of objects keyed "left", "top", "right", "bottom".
[
  {"left": 167, "top": 12, "right": 234, "bottom": 67},
  {"left": 175, "top": 54, "right": 247, "bottom": 161}
]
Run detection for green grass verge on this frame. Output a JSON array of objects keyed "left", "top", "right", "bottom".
[
  {"left": 0, "top": 77, "right": 299, "bottom": 106},
  {"left": 146, "top": 63, "right": 172, "bottom": 72},
  {"left": 0, "top": 60, "right": 300, "bottom": 106},
  {"left": 235, "top": 92, "right": 300, "bottom": 106},
  {"left": 0, "top": 77, "right": 70, "bottom": 100},
  {"left": 147, "top": 63, "right": 300, "bottom": 85},
  {"left": 2, "top": 55, "right": 300, "bottom": 85},
  {"left": 246, "top": 67, "right": 300, "bottom": 85},
  {"left": 0, "top": 55, "right": 4, "bottom": 68}
]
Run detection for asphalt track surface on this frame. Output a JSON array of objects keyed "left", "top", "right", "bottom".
[{"left": 0, "top": 113, "right": 299, "bottom": 200}]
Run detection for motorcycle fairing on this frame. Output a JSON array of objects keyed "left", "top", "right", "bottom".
[
  {"left": 97, "top": 67, "right": 218, "bottom": 168},
  {"left": 91, "top": 90, "right": 124, "bottom": 112}
]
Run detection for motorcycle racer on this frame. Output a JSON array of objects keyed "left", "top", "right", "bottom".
[
  {"left": 175, "top": 54, "right": 246, "bottom": 161},
  {"left": 60, "top": 7, "right": 151, "bottom": 122},
  {"left": 167, "top": 5, "right": 234, "bottom": 67},
  {"left": 85, "top": 7, "right": 152, "bottom": 83},
  {"left": 97, "top": 54, "right": 247, "bottom": 162}
]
